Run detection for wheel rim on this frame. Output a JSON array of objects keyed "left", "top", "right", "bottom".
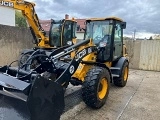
[
  {"left": 98, "top": 78, "right": 108, "bottom": 99},
  {"left": 124, "top": 67, "right": 128, "bottom": 81}
]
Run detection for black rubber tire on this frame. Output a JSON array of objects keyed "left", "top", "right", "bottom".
[
  {"left": 18, "top": 53, "right": 30, "bottom": 68},
  {"left": 82, "top": 66, "right": 110, "bottom": 109},
  {"left": 18, "top": 53, "right": 40, "bottom": 70},
  {"left": 113, "top": 61, "right": 129, "bottom": 87}
]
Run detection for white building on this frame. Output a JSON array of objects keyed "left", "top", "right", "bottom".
[
  {"left": 76, "top": 31, "right": 84, "bottom": 39},
  {"left": 0, "top": 6, "right": 15, "bottom": 26}
]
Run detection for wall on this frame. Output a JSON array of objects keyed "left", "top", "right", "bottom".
[
  {"left": 0, "top": 7, "right": 15, "bottom": 26},
  {"left": 139, "top": 40, "right": 160, "bottom": 71},
  {"left": 0, "top": 24, "right": 160, "bottom": 71},
  {"left": 124, "top": 40, "right": 160, "bottom": 71},
  {"left": 0, "top": 25, "right": 34, "bottom": 65},
  {"left": 76, "top": 32, "right": 84, "bottom": 39},
  {"left": 124, "top": 40, "right": 141, "bottom": 69}
]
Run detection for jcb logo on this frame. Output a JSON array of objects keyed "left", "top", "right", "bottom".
[
  {"left": 0, "top": 1, "right": 14, "bottom": 7},
  {"left": 75, "top": 49, "right": 87, "bottom": 61}
]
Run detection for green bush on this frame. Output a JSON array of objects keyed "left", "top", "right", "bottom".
[{"left": 15, "top": 10, "right": 27, "bottom": 28}]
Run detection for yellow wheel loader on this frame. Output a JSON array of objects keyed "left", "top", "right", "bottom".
[{"left": 0, "top": 17, "right": 129, "bottom": 120}]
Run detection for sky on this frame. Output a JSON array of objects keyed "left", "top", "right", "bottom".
[{"left": 27, "top": 0, "right": 160, "bottom": 38}]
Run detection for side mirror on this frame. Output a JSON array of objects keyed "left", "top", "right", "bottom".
[
  {"left": 99, "top": 42, "right": 107, "bottom": 48},
  {"left": 121, "top": 22, "right": 126, "bottom": 29}
]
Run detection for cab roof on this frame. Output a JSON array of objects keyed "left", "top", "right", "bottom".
[
  {"left": 65, "top": 18, "right": 77, "bottom": 22},
  {"left": 86, "top": 16, "right": 123, "bottom": 22}
]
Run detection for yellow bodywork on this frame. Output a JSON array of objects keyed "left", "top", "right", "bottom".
[
  {"left": 72, "top": 61, "right": 112, "bottom": 82},
  {"left": 72, "top": 39, "right": 112, "bottom": 82},
  {"left": 86, "top": 16, "right": 123, "bottom": 22}
]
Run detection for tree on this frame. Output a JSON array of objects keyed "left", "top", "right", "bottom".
[
  {"left": 149, "top": 36, "right": 153, "bottom": 40},
  {"left": 15, "top": 10, "right": 27, "bottom": 28}
]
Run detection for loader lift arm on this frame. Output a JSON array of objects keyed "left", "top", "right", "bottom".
[
  {"left": 0, "top": 0, "right": 49, "bottom": 47},
  {"left": 0, "top": 38, "right": 96, "bottom": 120}
]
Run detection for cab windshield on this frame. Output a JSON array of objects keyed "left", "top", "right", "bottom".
[
  {"left": 85, "top": 20, "right": 113, "bottom": 44},
  {"left": 62, "top": 21, "right": 73, "bottom": 46},
  {"left": 49, "top": 20, "right": 62, "bottom": 47}
]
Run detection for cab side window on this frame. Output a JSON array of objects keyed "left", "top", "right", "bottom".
[
  {"left": 113, "top": 23, "right": 122, "bottom": 60},
  {"left": 114, "top": 24, "right": 121, "bottom": 41}
]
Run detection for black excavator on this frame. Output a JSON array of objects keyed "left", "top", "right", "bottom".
[{"left": 0, "top": 16, "right": 129, "bottom": 120}]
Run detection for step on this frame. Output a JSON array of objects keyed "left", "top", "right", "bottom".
[
  {"left": 112, "top": 74, "right": 120, "bottom": 77},
  {"left": 110, "top": 67, "right": 120, "bottom": 70}
]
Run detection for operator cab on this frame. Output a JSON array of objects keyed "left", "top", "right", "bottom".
[
  {"left": 49, "top": 19, "right": 77, "bottom": 48},
  {"left": 84, "top": 17, "right": 126, "bottom": 62}
]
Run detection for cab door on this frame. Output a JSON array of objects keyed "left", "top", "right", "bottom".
[{"left": 113, "top": 22, "right": 123, "bottom": 61}]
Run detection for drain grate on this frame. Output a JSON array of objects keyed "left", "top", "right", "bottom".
[{"left": 64, "top": 89, "right": 82, "bottom": 112}]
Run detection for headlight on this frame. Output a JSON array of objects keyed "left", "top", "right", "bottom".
[{"left": 67, "top": 41, "right": 72, "bottom": 46}]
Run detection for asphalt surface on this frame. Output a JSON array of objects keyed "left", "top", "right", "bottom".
[
  {"left": 0, "top": 85, "right": 82, "bottom": 120},
  {"left": 0, "top": 94, "right": 30, "bottom": 120},
  {"left": 61, "top": 69, "right": 160, "bottom": 120},
  {"left": 0, "top": 69, "right": 160, "bottom": 120}
]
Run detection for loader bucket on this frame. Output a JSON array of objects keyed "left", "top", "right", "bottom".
[
  {"left": 0, "top": 70, "right": 65, "bottom": 120},
  {"left": 27, "top": 75, "right": 65, "bottom": 120}
]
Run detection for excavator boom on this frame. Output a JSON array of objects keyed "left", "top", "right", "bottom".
[
  {"left": 0, "top": 0, "right": 78, "bottom": 48},
  {"left": 0, "top": 0, "right": 49, "bottom": 47}
]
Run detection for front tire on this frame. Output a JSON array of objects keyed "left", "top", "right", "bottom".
[{"left": 82, "top": 66, "right": 110, "bottom": 109}]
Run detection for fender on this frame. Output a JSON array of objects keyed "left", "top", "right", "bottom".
[
  {"left": 81, "top": 61, "right": 113, "bottom": 83},
  {"left": 96, "top": 63, "right": 113, "bottom": 83},
  {"left": 112, "top": 57, "right": 129, "bottom": 76}
]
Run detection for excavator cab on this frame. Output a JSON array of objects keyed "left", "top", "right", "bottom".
[{"left": 49, "top": 19, "right": 77, "bottom": 47}]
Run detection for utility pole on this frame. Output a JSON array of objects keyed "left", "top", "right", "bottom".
[{"left": 133, "top": 29, "right": 136, "bottom": 40}]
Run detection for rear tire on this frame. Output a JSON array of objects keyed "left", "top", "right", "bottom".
[
  {"left": 82, "top": 66, "right": 110, "bottom": 109},
  {"left": 18, "top": 53, "right": 40, "bottom": 70},
  {"left": 18, "top": 53, "right": 30, "bottom": 68},
  {"left": 113, "top": 61, "right": 129, "bottom": 87}
]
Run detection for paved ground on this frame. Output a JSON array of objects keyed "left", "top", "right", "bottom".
[
  {"left": 0, "top": 83, "right": 81, "bottom": 120},
  {"left": 61, "top": 69, "right": 160, "bottom": 120},
  {"left": 0, "top": 69, "right": 160, "bottom": 120}
]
